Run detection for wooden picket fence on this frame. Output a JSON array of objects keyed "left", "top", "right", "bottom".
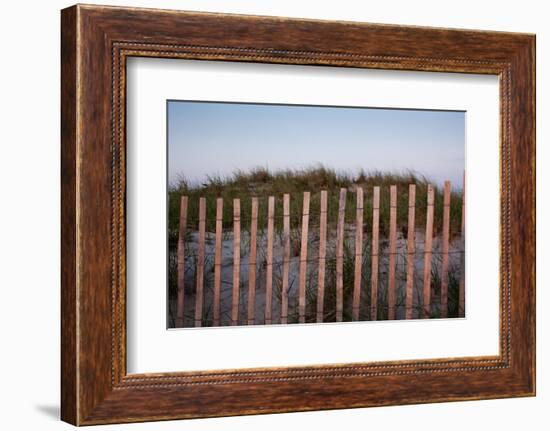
[{"left": 175, "top": 179, "right": 465, "bottom": 328}]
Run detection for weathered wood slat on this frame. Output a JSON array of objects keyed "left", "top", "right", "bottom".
[
  {"left": 298, "top": 192, "right": 311, "bottom": 323},
  {"left": 213, "top": 198, "right": 223, "bottom": 326},
  {"left": 265, "top": 196, "right": 275, "bottom": 324},
  {"left": 231, "top": 199, "right": 241, "bottom": 325},
  {"left": 336, "top": 188, "right": 347, "bottom": 322},
  {"left": 405, "top": 185, "right": 416, "bottom": 319},
  {"left": 459, "top": 172, "right": 466, "bottom": 317},
  {"left": 440, "top": 181, "right": 451, "bottom": 318},
  {"left": 194, "top": 197, "right": 206, "bottom": 327},
  {"left": 388, "top": 185, "right": 397, "bottom": 320},
  {"left": 247, "top": 197, "right": 259, "bottom": 325},
  {"left": 176, "top": 196, "right": 188, "bottom": 328},
  {"left": 352, "top": 187, "right": 364, "bottom": 321},
  {"left": 316, "top": 190, "right": 328, "bottom": 323},
  {"left": 370, "top": 187, "right": 380, "bottom": 320},
  {"left": 281, "top": 194, "right": 290, "bottom": 324},
  {"left": 423, "top": 185, "right": 435, "bottom": 318}
]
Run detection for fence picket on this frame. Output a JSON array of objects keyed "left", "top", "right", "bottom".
[
  {"left": 213, "top": 198, "right": 223, "bottom": 326},
  {"left": 459, "top": 172, "right": 466, "bottom": 317},
  {"left": 440, "top": 181, "right": 451, "bottom": 318},
  {"left": 388, "top": 186, "right": 398, "bottom": 320},
  {"left": 423, "top": 185, "right": 435, "bottom": 318},
  {"left": 405, "top": 185, "right": 416, "bottom": 319},
  {"left": 194, "top": 197, "right": 206, "bottom": 327},
  {"left": 370, "top": 187, "right": 380, "bottom": 320},
  {"left": 336, "top": 188, "right": 347, "bottom": 322},
  {"left": 231, "top": 199, "right": 241, "bottom": 325},
  {"left": 265, "top": 196, "right": 275, "bottom": 324},
  {"left": 281, "top": 194, "right": 290, "bottom": 324},
  {"left": 352, "top": 187, "right": 364, "bottom": 321},
  {"left": 176, "top": 196, "right": 188, "bottom": 328},
  {"left": 298, "top": 192, "right": 311, "bottom": 323},
  {"left": 317, "top": 190, "right": 328, "bottom": 323},
  {"left": 247, "top": 197, "right": 259, "bottom": 325}
]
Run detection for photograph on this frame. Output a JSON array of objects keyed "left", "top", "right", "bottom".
[{"left": 167, "top": 101, "right": 466, "bottom": 328}]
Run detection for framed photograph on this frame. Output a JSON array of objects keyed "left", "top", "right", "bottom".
[{"left": 61, "top": 4, "right": 535, "bottom": 425}]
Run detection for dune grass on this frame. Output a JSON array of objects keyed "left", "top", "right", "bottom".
[{"left": 168, "top": 165, "right": 464, "bottom": 242}]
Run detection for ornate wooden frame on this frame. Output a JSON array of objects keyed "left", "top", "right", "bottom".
[{"left": 61, "top": 4, "right": 535, "bottom": 425}]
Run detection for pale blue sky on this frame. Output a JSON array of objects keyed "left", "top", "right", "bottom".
[{"left": 168, "top": 101, "right": 465, "bottom": 188}]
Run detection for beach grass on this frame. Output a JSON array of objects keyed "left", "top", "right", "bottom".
[{"left": 168, "top": 165, "right": 464, "bottom": 242}]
